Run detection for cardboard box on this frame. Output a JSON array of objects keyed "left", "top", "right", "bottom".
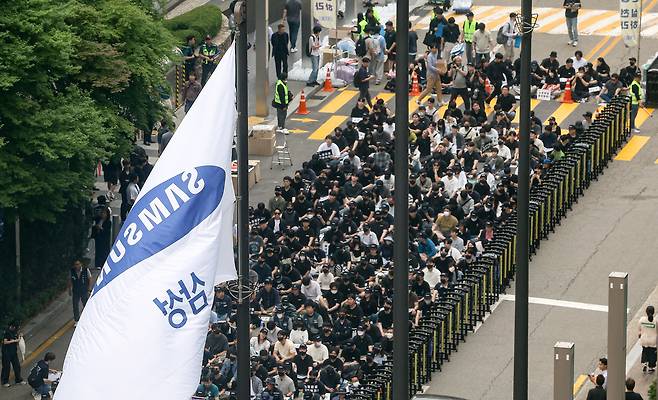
[
  {"left": 322, "top": 48, "right": 339, "bottom": 66},
  {"left": 231, "top": 165, "right": 256, "bottom": 192},
  {"left": 248, "top": 125, "right": 276, "bottom": 156}
]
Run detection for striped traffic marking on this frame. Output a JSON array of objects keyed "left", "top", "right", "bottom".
[
  {"left": 512, "top": 98, "right": 540, "bottom": 124},
  {"left": 319, "top": 90, "right": 358, "bottom": 113},
  {"left": 636, "top": 108, "right": 655, "bottom": 128},
  {"left": 614, "top": 135, "right": 650, "bottom": 161},
  {"left": 549, "top": 102, "right": 580, "bottom": 126},
  {"left": 573, "top": 375, "right": 588, "bottom": 396},
  {"left": 374, "top": 92, "right": 395, "bottom": 103},
  {"left": 309, "top": 115, "right": 348, "bottom": 140}
]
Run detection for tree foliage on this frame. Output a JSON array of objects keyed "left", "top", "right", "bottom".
[{"left": 0, "top": 0, "right": 176, "bottom": 221}]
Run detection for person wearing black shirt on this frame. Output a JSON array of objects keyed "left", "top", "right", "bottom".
[
  {"left": 496, "top": 85, "right": 516, "bottom": 118},
  {"left": 1, "top": 321, "right": 24, "bottom": 386},
  {"left": 540, "top": 51, "right": 560, "bottom": 74},
  {"left": 485, "top": 53, "right": 512, "bottom": 103},
  {"left": 558, "top": 59, "right": 576, "bottom": 88},
  {"left": 563, "top": 0, "right": 581, "bottom": 46},
  {"left": 434, "top": 250, "right": 456, "bottom": 276},
  {"left": 620, "top": 57, "right": 641, "bottom": 87},
  {"left": 410, "top": 272, "right": 432, "bottom": 298},
  {"left": 27, "top": 352, "right": 56, "bottom": 396},
  {"left": 333, "top": 311, "right": 353, "bottom": 344},
  {"left": 350, "top": 98, "right": 370, "bottom": 118},
  {"left": 354, "top": 58, "right": 373, "bottom": 107},
  {"left": 442, "top": 17, "right": 461, "bottom": 60}
]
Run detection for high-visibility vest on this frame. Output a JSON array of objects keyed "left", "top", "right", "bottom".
[
  {"left": 463, "top": 20, "right": 477, "bottom": 42},
  {"left": 630, "top": 80, "right": 642, "bottom": 105},
  {"left": 273, "top": 79, "right": 289, "bottom": 106},
  {"left": 358, "top": 19, "right": 368, "bottom": 37},
  {"left": 201, "top": 43, "right": 218, "bottom": 64}
]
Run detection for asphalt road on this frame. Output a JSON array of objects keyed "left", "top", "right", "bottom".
[{"left": 4, "top": 1, "right": 658, "bottom": 399}]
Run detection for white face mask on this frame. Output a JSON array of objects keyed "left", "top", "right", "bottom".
[
  {"left": 331, "top": 290, "right": 338, "bottom": 294},
  {"left": 443, "top": 211, "right": 450, "bottom": 217},
  {"left": 357, "top": 331, "right": 365, "bottom": 336}
]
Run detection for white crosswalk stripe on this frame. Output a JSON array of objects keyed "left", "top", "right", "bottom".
[{"left": 415, "top": 6, "right": 658, "bottom": 38}]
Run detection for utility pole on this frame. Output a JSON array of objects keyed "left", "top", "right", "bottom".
[
  {"left": 392, "top": 0, "right": 409, "bottom": 399},
  {"left": 15, "top": 214, "right": 21, "bottom": 304},
  {"left": 513, "top": 1, "right": 533, "bottom": 399},
  {"left": 234, "top": 2, "right": 251, "bottom": 399}
]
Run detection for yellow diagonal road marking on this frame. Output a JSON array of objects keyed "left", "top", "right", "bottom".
[
  {"left": 512, "top": 99, "right": 540, "bottom": 124},
  {"left": 636, "top": 108, "right": 654, "bottom": 128},
  {"left": 309, "top": 115, "right": 348, "bottom": 140},
  {"left": 549, "top": 102, "right": 579, "bottom": 126},
  {"left": 374, "top": 92, "right": 395, "bottom": 103},
  {"left": 320, "top": 90, "right": 358, "bottom": 113},
  {"left": 573, "top": 374, "right": 588, "bottom": 396},
  {"left": 614, "top": 135, "right": 650, "bottom": 161}
]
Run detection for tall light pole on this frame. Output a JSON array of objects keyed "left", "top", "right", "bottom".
[
  {"left": 513, "top": 0, "right": 533, "bottom": 399},
  {"left": 234, "top": 1, "right": 252, "bottom": 400},
  {"left": 392, "top": 0, "right": 410, "bottom": 399}
]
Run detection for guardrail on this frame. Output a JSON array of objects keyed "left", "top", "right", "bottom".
[{"left": 346, "top": 95, "right": 632, "bottom": 400}]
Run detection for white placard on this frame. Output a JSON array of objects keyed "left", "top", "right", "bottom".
[
  {"left": 620, "top": 0, "right": 642, "bottom": 47},
  {"left": 536, "top": 89, "right": 552, "bottom": 101},
  {"left": 313, "top": 0, "right": 337, "bottom": 30}
]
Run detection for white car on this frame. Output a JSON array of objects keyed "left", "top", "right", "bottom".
[{"left": 452, "top": 0, "right": 473, "bottom": 14}]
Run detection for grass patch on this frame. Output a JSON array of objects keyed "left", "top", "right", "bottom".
[{"left": 164, "top": 3, "right": 223, "bottom": 44}]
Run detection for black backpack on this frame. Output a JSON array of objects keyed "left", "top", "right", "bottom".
[
  {"left": 27, "top": 363, "right": 42, "bottom": 388},
  {"left": 305, "top": 36, "right": 313, "bottom": 57},
  {"left": 496, "top": 25, "right": 507, "bottom": 45},
  {"left": 355, "top": 36, "right": 367, "bottom": 57}
]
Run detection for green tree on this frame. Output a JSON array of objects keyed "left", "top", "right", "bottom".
[{"left": 0, "top": 0, "right": 177, "bottom": 222}]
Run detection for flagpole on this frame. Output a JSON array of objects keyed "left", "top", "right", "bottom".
[
  {"left": 234, "top": 1, "right": 251, "bottom": 399},
  {"left": 392, "top": 0, "right": 409, "bottom": 399}
]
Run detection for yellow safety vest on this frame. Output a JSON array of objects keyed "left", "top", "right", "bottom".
[
  {"left": 630, "top": 80, "right": 642, "bottom": 105},
  {"left": 358, "top": 19, "right": 368, "bottom": 37},
  {"left": 463, "top": 20, "right": 477, "bottom": 42},
  {"left": 273, "top": 80, "right": 289, "bottom": 105}
]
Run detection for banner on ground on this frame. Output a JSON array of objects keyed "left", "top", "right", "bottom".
[
  {"left": 54, "top": 44, "right": 238, "bottom": 400},
  {"left": 313, "top": 0, "right": 337, "bottom": 30},
  {"left": 620, "top": 0, "right": 642, "bottom": 47}
]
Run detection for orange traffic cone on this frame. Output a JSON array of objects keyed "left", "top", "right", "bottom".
[
  {"left": 562, "top": 80, "right": 573, "bottom": 103},
  {"left": 297, "top": 89, "right": 310, "bottom": 114},
  {"left": 410, "top": 72, "right": 421, "bottom": 96},
  {"left": 485, "top": 78, "right": 492, "bottom": 96},
  {"left": 322, "top": 68, "right": 333, "bottom": 92}
]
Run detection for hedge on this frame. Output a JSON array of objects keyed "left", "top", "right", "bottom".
[
  {"left": 164, "top": 3, "right": 223, "bottom": 45},
  {"left": 0, "top": 207, "right": 89, "bottom": 328}
]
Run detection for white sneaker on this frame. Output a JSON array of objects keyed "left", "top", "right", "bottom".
[
  {"left": 281, "top": 128, "right": 289, "bottom": 135},
  {"left": 291, "top": 48, "right": 297, "bottom": 53},
  {"left": 3, "top": 384, "right": 10, "bottom": 388},
  {"left": 572, "top": 41, "right": 578, "bottom": 47},
  {"left": 632, "top": 128, "right": 641, "bottom": 133},
  {"left": 567, "top": 40, "right": 573, "bottom": 45}
]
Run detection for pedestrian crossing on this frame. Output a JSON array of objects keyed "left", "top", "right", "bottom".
[{"left": 413, "top": 6, "right": 658, "bottom": 38}]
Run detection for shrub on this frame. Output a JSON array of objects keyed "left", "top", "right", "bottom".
[
  {"left": 649, "top": 380, "right": 656, "bottom": 400},
  {"left": 164, "top": 4, "right": 223, "bottom": 45}
]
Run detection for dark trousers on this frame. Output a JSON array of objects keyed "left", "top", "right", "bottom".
[
  {"left": 1, "top": 352, "right": 22, "bottom": 384},
  {"left": 274, "top": 54, "right": 288, "bottom": 79},
  {"left": 631, "top": 104, "right": 639, "bottom": 130},
  {"left": 73, "top": 290, "right": 89, "bottom": 322},
  {"left": 184, "top": 99, "right": 195, "bottom": 113},
  {"left": 276, "top": 107, "right": 288, "bottom": 129},
  {"left": 202, "top": 63, "right": 216, "bottom": 86},
  {"left": 450, "top": 87, "right": 471, "bottom": 110},
  {"left": 288, "top": 20, "right": 300, "bottom": 49},
  {"left": 359, "top": 85, "right": 372, "bottom": 107},
  {"left": 642, "top": 346, "right": 657, "bottom": 368}
]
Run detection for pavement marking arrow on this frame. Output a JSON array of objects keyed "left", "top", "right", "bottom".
[
  {"left": 287, "top": 129, "right": 308, "bottom": 134},
  {"left": 291, "top": 117, "right": 318, "bottom": 123}
]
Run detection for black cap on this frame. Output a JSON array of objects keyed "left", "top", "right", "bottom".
[
  {"left": 275, "top": 186, "right": 282, "bottom": 192},
  {"left": 583, "top": 111, "right": 592, "bottom": 117},
  {"left": 629, "top": 57, "right": 637, "bottom": 61},
  {"left": 466, "top": 11, "right": 474, "bottom": 17},
  {"left": 266, "top": 377, "right": 275, "bottom": 384},
  {"left": 550, "top": 51, "right": 557, "bottom": 57}
]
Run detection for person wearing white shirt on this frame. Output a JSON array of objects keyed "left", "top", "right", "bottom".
[
  {"left": 497, "top": 141, "right": 512, "bottom": 160},
  {"left": 317, "top": 268, "right": 334, "bottom": 291},
  {"left": 301, "top": 276, "right": 322, "bottom": 301},
  {"left": 422, "top": 263, "right": 442, "bottom": 288},
  {"left": 289, "top": 323, "right": 309, "bottom": 347},
  {"left": 317, "top": 135, "right": 340, "bottom": 158},
  {"left": 347, "top": 153, "right": 361, "bottom": 171},
  {"left": 358, "top": 225, "right": 379, "bottom": 246},
  {"left": 441, "top": 171, "right": 460, "bottom": 198},
  {"left": 250, "top": 328, "right": 271, "bottom": 357},
  {"left": 572, "top": 50, "right": 587, "bottom": 70},
  {"left": 378, "top": 173, "right": 395, "bottom": 192},
  {"left": 307, "top": 338, "right": 329, "bottom": 364}
]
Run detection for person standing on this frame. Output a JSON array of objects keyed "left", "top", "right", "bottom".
[
  {"left": 91, "top": 207, "right": 112, "bottom": 270},
  {"left": 417, "top": 43, "right": 446, "bottom": 105},
  {"left": 373, "top": 28, "right": 387, "bottom": 84},
  {"left": 472, "top": 23, "right": 493, "bottom": 67},
  {"left": 366, "top": 27, "right": 383, "bottom": 85},
  {"left": 199, "top": 35, "right": 219, "bottom": 86},
  {"left": 442, "top": 17, "right": 460, "bottom": 61},
  {"left": 564, "top": 0, "right": 581, "bottom": 47},
  {"left": 501, "top": 13, "right": 518, "bottom": 61},
  {"left": 271, "top": 24, "right": 290, "bottom": 79},
  {"left": 273, "top": 72, "right": 292, "bottom": 134},
  {"left": 449, "top": 56, "right": 470, "bottom": 110},
  {"left": 461, "top": 12, "right": 477, "bottom": 65},
  {"left": 629, "top": 72, "right": 644, "bottom": 133},
  {"left": 639, "top": 305, "right": 657, "bottom": 373},
  {"left": 181, "top": 35, "right": 197, "bottom": 80},
  {"left": 586, "top": 374, "right": 607, "bottom": 400},
  {"left": 384, "top": 21, "right": 397, "bottom": 73},
  {"left": 408, "top": 21, "right": 419, "bottom": 61},
  {"left": 68, "top": 260, "right": 92, "bottom": 325},
  {"left": 182, "top": 73, "right": 202, "bottom": 113},
  {"left": 354, "top": 58, "right": 374, "bottom": 107},
  {"left": 625, "top": 378, "right": 645, "bottom": 400},
  {"left": 306, "top": 26, "right": 322, "bottom": 87},
  {"left": 283, "top": 0, "right": 302, "bottom": 53},
  {"left": 1, "top": 321, "right": 24, "bottom": 387}
]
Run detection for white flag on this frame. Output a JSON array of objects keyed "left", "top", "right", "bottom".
[
  {"left": 620, "top": 0, "right": 642, "bottom": 47},
  {"left": 55, "top": 44, "right": 238, "bottom": 400}
]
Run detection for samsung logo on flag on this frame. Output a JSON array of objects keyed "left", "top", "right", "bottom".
[{"left": 92, "top": 166, "right": 226, "bottom": 295}]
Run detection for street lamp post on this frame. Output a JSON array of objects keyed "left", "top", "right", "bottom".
[
  {"left": 513, "top": 0, "right": 533, "bottom": 399},
  {"left": 393, "top": 0, "right": 410, "bottom": 399}
]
